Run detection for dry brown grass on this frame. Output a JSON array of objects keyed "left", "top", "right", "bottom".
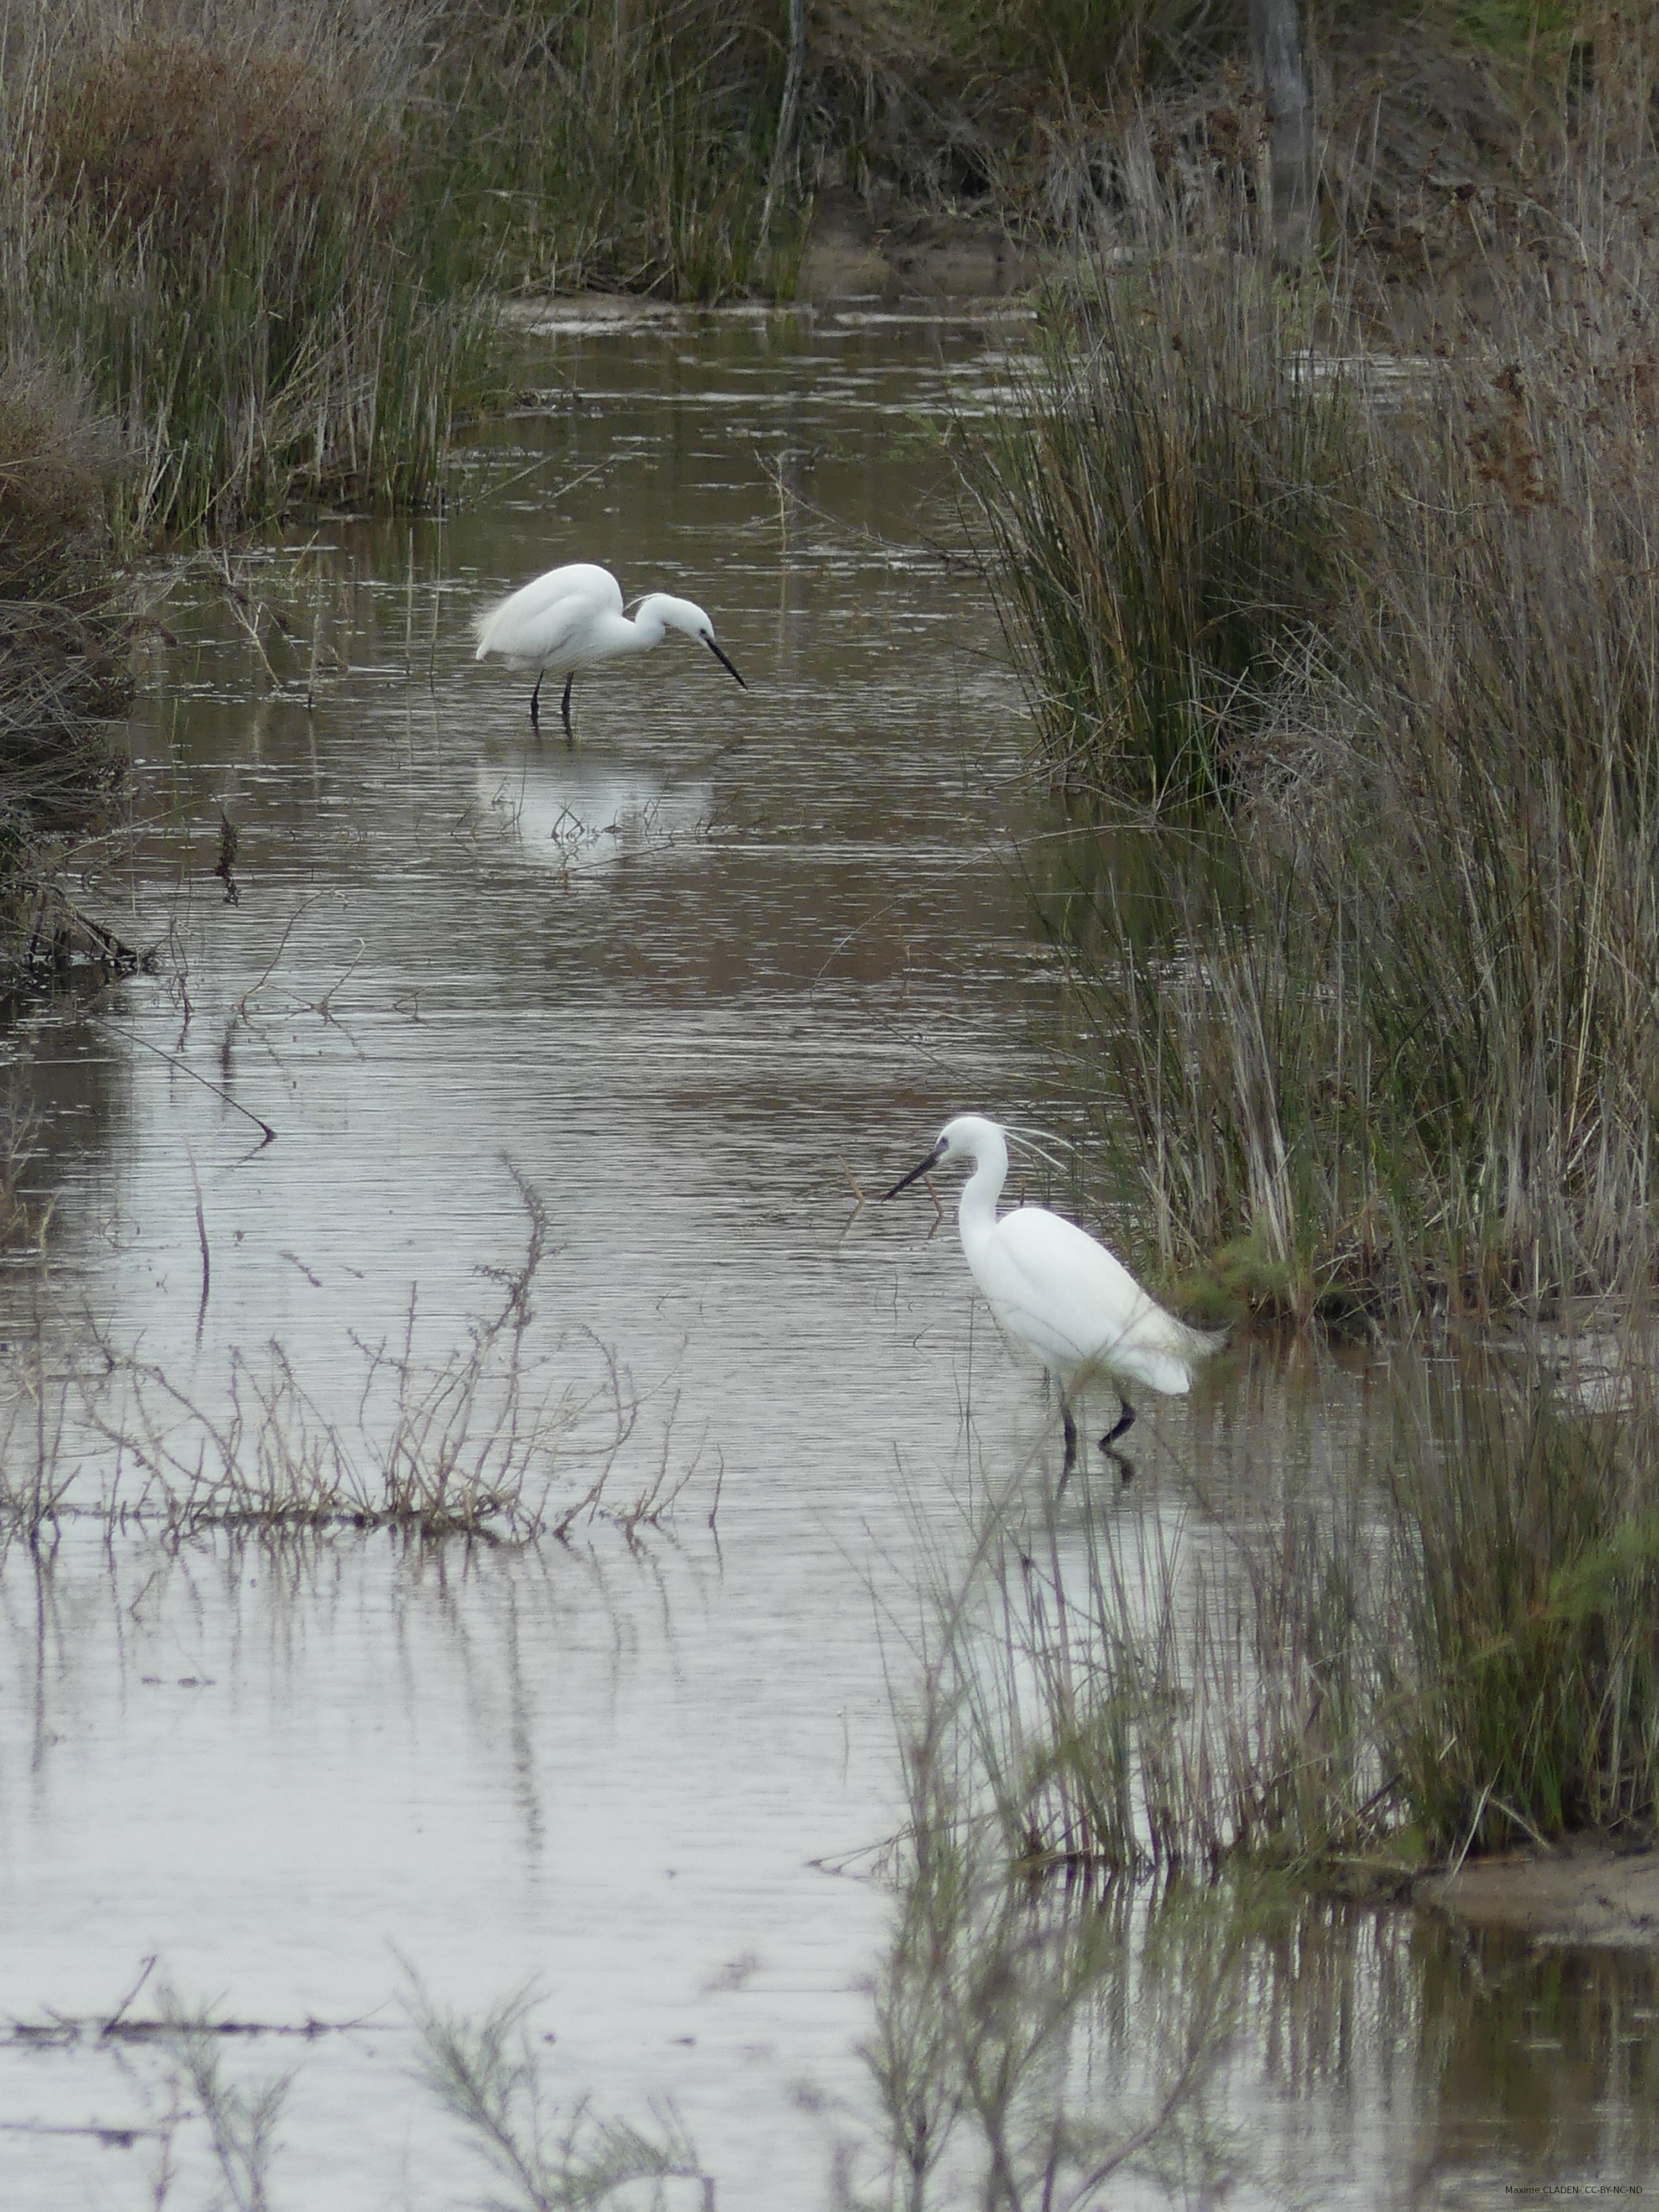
[
  {"left": 1, "top": 1, "right": 486, "bottom": 536},
  {"left": 0, "top": 1178, "right": 714, "bottom": 1546},
  {"left": 36, "top": 35, "right": 404, "bottom": 255},
  {"left": 0, "top": 359, "right": 118, "bottom": 592},
  {"left": 0, "top": 358, "right": 129, "bottom": 899}
]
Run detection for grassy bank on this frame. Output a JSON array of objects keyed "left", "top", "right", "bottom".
[
  {"left": 0, "top": 1, "right": 495, "bottom": 955},
  {"left": 0, "top": 356, "right": 131, "bottom": 974},
  {"left": 418, "top": 0, "right": 1254, "bottom": 301},
  {"left": 2, "top": 10, "right": 491, "bottom": 538},
  {"left": 415, "top": 2, "right": 1605, "bottom": 305},
  {"left": 961, "top": 23, "right": 1659, "bottom": 1321}
]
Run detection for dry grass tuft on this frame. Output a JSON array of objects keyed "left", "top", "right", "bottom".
[
  {"left": 2, "top": 7, "right": 488, "bottom": 538},
  {"left": 0, "top": 1181, "right": 710, "bottom": 1547},
  {"left": 37, "top": 35, "right": 401, "bottom": 254},
  {"left": 0, "top": 358, "right": 119, "bottom": 589}
]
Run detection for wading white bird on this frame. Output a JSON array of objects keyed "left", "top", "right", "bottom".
[
  {"left": 472, "top": 562, "right": 745, "bottom": 739},
  {"left": 884, "top": 1113, "right": 1224, "bottom": 1481}
]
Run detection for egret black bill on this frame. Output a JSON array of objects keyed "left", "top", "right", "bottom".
[
  {"left": 883, "top": 1136, "right": 948, "bottom": 1201},
  {"left": 706, "top": 638, "right": 747, "bottom": 688}
]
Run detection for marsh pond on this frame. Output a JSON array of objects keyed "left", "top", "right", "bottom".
[{"left": 0, "top": 311, "right": 1654, "bottom": 2211}]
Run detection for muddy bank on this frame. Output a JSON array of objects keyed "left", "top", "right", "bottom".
[
  {"left": 498, "top": 200, "right": 1048, "bottom": 330},
  {"left": 797, "top": 187, "right": 1046, "bottom": 304},
  {"left": 1421, "top": 1842, "right": 1659, "bottom": 1951}
]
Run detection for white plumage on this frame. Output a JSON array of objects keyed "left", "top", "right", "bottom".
[
  {"left": 472, "top": 561, "right": 745, "bottom": 737},
  {"left": 885, "top": 1113, "right": 1224, "bottom": 1477}
]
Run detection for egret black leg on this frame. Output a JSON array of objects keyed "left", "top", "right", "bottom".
[
  {"left": 1058, "top": 1402, "right": 1079, "bottom": 1495},
  {"left": 561, "top": 673, "right": 575, "bottom": 746},
  {"left": 1100, "top": 1395, "right": 1136, "bottom": 1485},
  {"left": 529, "top": 671, "right": 544, "bottom": 730},
  {"left": 1101, "top": 1396, "right": 1136, "bottom": 1446}
]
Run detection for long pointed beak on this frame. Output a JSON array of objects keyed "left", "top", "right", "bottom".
[
  {"left": 706, "top": 637, "right": 747, "bottom": 689},
  {"left": 883, "top": 1137, "right": 947, "bottom": 1201}
]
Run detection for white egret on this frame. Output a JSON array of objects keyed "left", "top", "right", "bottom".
[
  {"left": 884, "top": 1113, "right": 1224, "bottom": 1480},
  {"left": 472, "top": 562, "right": 746, "bottom": 739}
]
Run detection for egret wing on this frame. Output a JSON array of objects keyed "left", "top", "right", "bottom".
[
  {"left": 473, "top": 564, "right": 623, "bottom": 660},
  {"left": 984, "top": 1208, "right": 1142, "bottom": 1365},
  {"left": 990, "top": 1207, "right": 1213, "bottom": 1390}
]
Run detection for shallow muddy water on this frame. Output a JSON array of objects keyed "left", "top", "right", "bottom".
[{"left": 0, "top": 311, "right": 1653, "bottom": 2210}]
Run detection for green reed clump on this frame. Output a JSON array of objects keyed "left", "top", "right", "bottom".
[
  {"left": 959, "top": 255, "right": 1365, "bottom": 803},
  {"left": 1042, "top": 831, "right": 1355, "bottom": 1322},
  {"left": 1052, "top": 305, "right": 1659, "bottom": 1319},
  {"left": 422, "top": 0, "right": 793, "bottom": 300},
  {"left": 937, "top": 1342, "right": 1659, "bottom": 1882},
  {"left": 1022, "top": 112, "right": 1659, "bottom": 1321},
  {"left": 3, "top": 25, "right": 489, "bottom": 539},
  {"left": 1385, "top": 1357, "right": 1659, "bottom": 1854},
  {"left": 875, "top": 1659, "right": 1659, "bottom": 2206},
  {"left": 938, "top": 1438, "right": 1384, "bottom": 1876}
]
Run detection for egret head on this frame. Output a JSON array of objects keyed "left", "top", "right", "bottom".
[
  {"left": 883, "top": 1114, "right": 1005, "bottom": 1200},
  {"left": 634, "top": 593, "right": 747, "bottom": 688}
]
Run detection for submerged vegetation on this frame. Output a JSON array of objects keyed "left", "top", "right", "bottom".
[
  {"left": 850, "top": 1326, "right": 1659, "bottom": 2201},
  {"left": 868, "top": 1578, "right": 1659, "bottom": 2203},
  {"left": 855, "top": 1324, "right": 1659, "bottom": 2199},
  {"left": 0, "top": 1182, "right": 709, "bottom": 1547},
  {"left": 865, "top": 1835, "right": 1243, "bottom": 2209},
  {"left": 27, "top": 1975, "right": 708, "bottom": 2212}
]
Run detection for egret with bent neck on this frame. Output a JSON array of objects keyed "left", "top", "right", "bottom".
[
  {"left": 884, "top": 1113, "right": 1223, "bottom": 1480},
  {"left": 472, "top": 561, "right": 746, "bottom": 739}
]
